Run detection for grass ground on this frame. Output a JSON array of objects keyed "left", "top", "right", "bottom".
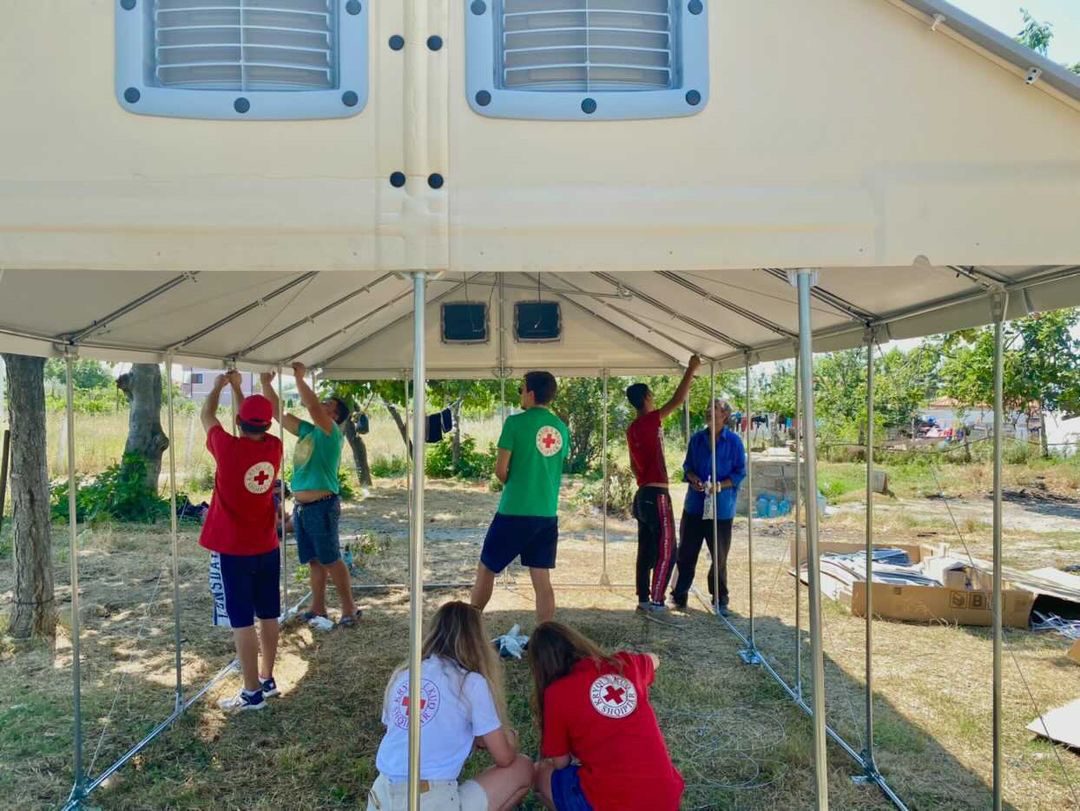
[{"left": 2, "top": 470, "right": 1079, "bottom": 810}]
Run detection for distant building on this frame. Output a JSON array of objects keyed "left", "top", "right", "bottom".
[{"left": 181, "top": 368, "right": 254, "bottom": 405}]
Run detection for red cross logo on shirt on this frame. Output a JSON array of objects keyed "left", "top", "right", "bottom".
[
  {"left": 244, "top": 461, "right": 276, "bottom": 495},
  {"left": 401, "top": 696, "right": 427, "bottom": 715},
  {"left": 603, "top": 685, "right": 626, "bottom": 705},
  {"left": 589, "top": 674, "right": 638, "bottom": 719},
  {"left": 536, "top": 425, "right": 563, "bottom": 457}
]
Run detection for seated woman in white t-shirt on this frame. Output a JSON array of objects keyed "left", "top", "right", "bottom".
[{"left": 368, "top": 601, "right": 534, "bottom": 811}]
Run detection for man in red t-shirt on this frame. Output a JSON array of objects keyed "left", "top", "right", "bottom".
[
  {"left": 625, "top": 354, "right": 701, "bottom": 613},
  {"left": 199, "top": 372, "right": 283, "bottom": 712},
  {"left": 538, "top": 651, "right": 684, "bottom": 811}
]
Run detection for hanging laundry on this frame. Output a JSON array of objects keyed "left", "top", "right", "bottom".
[{"left": 425, "top": 407, "right": 454, "bottom": 443}]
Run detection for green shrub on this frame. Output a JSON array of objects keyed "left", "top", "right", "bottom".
[
  {"left": 575, "top": 462, "right": 636, "bottom": 517},
  {"left": 337, "top": 468, "right": 357, "bottom": 500},
  {"left": 51, "top": 454, "right": 172, "bottom": 524},
  {"left": 425, "top": 436, "right": 496, "bottom": 479},
  {"left": 371, "top": 455, "right": 408, "bottom": 478}
]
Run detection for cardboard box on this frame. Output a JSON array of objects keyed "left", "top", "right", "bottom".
[
  {"left": 788, "top": 540, "right": 1035, "bottom": 629},
  {"left": 850, "top": 581, "right": 1033, "bottom": 628}
]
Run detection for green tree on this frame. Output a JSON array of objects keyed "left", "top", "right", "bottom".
[
  {"left": 44, "top": 357, "right": 113, "bottom": 389},
  {"left": 875, "top": 342, "right": 941, "bottom": 433},
  {"left": 327, "top": 377, "right": 501, "bottom": 481},
  {"left": 1015, "top": 7, "right": 1079, "bottom": 74},
  {"left": 756, "top": 363, "right": 796, "bottom": 421},
  {"left": 1017, "top": 8, "right": 1053, "bottom": 55},
  {"left": 940, "top": 310, "right": 1080, "bottom": 457}
]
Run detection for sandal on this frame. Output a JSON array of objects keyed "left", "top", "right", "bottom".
[
  {"left": 338, "top": 609, "right": 363, "bottom": 628},
  {"left": 300, "top": 610, "right": 328, "bottom": 622}
]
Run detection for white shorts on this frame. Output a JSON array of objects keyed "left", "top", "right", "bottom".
[{"left": 366, "top": 773, "right": 488, "bottom": 811}]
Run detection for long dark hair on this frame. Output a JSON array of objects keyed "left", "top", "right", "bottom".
[{"left": 527, "top": 622, "right": 622, "bottom": 734}]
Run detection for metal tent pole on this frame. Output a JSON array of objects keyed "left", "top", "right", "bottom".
[
  {"left": 278, "top": 366, "right": 288, "bottom": 612},
  {"left": 740, "top": 353, "right": 760, "bottom": 664},
  {"left": 64, "top": 353, "right": 85, "bottom": 805},
  {"left": 710, "top": 363, "right": 720, "bottom": 612},
  {"left": 407, "top": 273, "right": 428, "bottom": 811},
  {"left": 991, "top": 293, "right": 1007, "bottom": 811},
  {"left": 863, "top": 330, "right": 877, "bottom": 774},
  {"left": 796, "top": 270, "right": 829, "bottom": 810},
  {"left": 600, "top": 370, "right": 611, "bottom": 586},
  {"left": 794, "top": 350, "right": 803, "bottom": 697},
  {"left": 165, "top": 357, "right": 182, "bottom": 710}
]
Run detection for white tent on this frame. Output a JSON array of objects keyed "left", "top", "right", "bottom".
[{"left": 1, "top": 1, "right": 1079, "bottom": 809}]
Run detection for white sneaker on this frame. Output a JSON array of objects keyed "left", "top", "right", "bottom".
[
  {"left": 218, "top": 689, "right": 266, "bottom": 712},
  {"left": 260, "top": 678, "right": 279, "bottom": 698}
]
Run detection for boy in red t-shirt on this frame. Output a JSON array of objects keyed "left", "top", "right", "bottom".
[
  {"left": 199, "top": 372, "right": 284, "bottom": 712},
  {"left": 625, "top": 354, "right": 700, "bottom": 613},
  {"left": 529, "top": 622, "right": 684, "bottom": 811}
]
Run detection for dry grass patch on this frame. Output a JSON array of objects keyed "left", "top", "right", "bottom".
[{"left": 2, "top": 481, "right": 1080, "bottom": 809}]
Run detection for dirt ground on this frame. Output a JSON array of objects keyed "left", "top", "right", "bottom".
[{"left": 2, "top": 477, "right": 1079, "bottom": 810}]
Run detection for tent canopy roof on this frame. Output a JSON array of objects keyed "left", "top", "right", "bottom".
[{"left": 1, "top": 266, "right": 1077, "bottom": 377}]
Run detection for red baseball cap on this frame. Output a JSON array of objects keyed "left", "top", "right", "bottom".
[{"left": 237, "top": 394, "right": 273, "bottom": 428}]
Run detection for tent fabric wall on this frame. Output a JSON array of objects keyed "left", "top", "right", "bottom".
[
  {"left": 0, "top": 266, "right": 1078, "bottom": 376},
  {"left": 0, "top": 0, "right": 1077, "bottom": 275}
]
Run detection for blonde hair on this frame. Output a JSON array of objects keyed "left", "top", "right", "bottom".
[{"left": 383, "top": 601, "right": 508, "bottom": 725}]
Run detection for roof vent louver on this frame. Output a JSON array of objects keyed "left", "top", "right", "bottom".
[
  {"left": 116, "top": 0, "right": 368, "bottom": 119},
  {"left": 501, "top": 0, "right": 674, "bottom": 92},
  {"left": 154, "top": 0, "right": 335, "bottom": 91},
  {"left": 467, "top": 0, "right": 708, "bottom": 120}
]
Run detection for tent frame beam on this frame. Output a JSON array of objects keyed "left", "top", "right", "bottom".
[{"left": 236, "top": 273, "right": 397, "bottom": 358}]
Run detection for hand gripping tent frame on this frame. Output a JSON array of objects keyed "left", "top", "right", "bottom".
[{"left": 1, "top": 0, "right": 1080, "bottom": 808}]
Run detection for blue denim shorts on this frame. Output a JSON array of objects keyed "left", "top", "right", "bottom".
[
  {"left": 294, "top": 495, "right": 341, "bottom": 565},
  {"left": 551, "top": 765, "right": 592, "bottom": 811}
]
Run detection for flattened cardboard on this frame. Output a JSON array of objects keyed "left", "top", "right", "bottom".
[{"left": 1027, "top": 698, "right": 1080, "bottom": 750}]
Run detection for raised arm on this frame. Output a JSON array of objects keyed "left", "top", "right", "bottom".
[
  {"left": 292, "top": 362, "right": 335, "bottom": 436},
  {"left": 656, "top": 354, "right": 701, "bottom": 420},
  {"left": 227, "top": 370, "right": 245, "bottom": 408},
  {"left": 200, "top": 373, "right": 231, "bottom": 433},
  {"left": 261, "top": 371, "right": 300, "bottom": 435}
]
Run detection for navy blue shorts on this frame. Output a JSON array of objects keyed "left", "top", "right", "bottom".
[
  {"left": 480, "top": 513, "right": 558, "bottom": 573},
  {"left": 551, "top": 765, "right": 592, "bottom": 811},
  {"left": 294, "top": 495, "right": 341, "bottom": 565},
  {"left": 209, "top": 548, "right": 281, "bottom": 629}
]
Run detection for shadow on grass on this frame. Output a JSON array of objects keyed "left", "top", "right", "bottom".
[{"left": 65, "top": 598, "right": 1020, "bottom": 811}]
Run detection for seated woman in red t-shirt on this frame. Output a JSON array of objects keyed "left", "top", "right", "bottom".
[{"left": 528, "top": 623, "right": 684, "bottom": 811}]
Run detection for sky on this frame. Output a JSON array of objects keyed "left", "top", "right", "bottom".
[{"left": 952, "top": 0, "right": 1080, "bottom": 64}]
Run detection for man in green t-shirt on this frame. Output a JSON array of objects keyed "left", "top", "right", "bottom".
[
  {"left": 471, "top": 371, "right": 569, "bottom": 622},
  {"left": 261, "top": 363, "right": 359, "bottom": 627}
]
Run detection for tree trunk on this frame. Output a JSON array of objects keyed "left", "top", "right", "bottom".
[
  {"left": 382, "top": 398, "right": 413, "bottom": 456},
  {"left": 451, "top": 401, "right": 463, "bottom": 468},
  {"left": 116, "top": 364, "right": 169, "bottom": 493},
  {"left": 1039, "top": 409, "right": 1049, "bottom": 459},
  {"left": 1, "top": 354, "right": 56, "bottom": 639},
  {"left": 341, "top": 416, "right": 373, "bottom": 486}
]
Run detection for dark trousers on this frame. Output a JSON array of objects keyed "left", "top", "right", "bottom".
[
  {"left": 671, "top": 512, "right": 733, "bottom": 606},
  {"left": 632, "top": 487, "right": 677, "bottom": 604}
]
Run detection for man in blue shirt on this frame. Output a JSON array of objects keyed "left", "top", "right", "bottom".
[{"left": 671, "top": 400, "right": 746, "bottom": 615}]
